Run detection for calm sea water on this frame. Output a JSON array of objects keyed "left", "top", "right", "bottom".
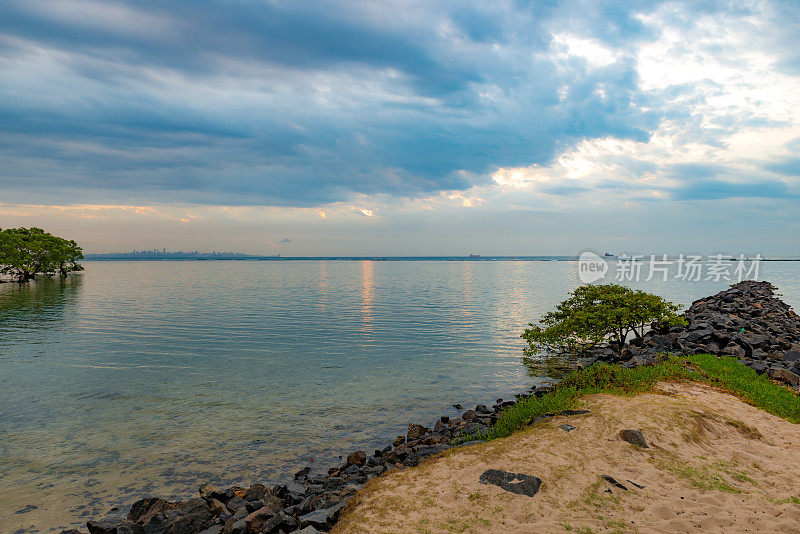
[{"left": 1, "top": 260, "right": 799, "bottom": 532}]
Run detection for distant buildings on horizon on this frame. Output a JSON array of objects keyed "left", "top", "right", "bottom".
[{"left": 85, "top": 250, "right": 278, "bottom": 260}]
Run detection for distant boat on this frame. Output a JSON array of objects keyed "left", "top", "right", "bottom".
[
  {"left": 469, "top": 253, "right": 481, "bottom": 258},
  {"left": 604, "top": 252, "right": 615, "bottom": 257}
]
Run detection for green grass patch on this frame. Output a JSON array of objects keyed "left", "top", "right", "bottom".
[
  {"left": 458, "top": 354, "right": 800, "bottom": 443},
  {"left": 772, "top": 496, "right": 800, "bottom": 505},
  {"left": 683, "top": 353, "right": 800, "bottom": 423}
]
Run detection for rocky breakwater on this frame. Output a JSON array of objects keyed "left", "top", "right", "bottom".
[
  {"left": 59, "top": 395, "right": 546, "bottom": 534},
  {"left": 610, "top": 280, "right": 800, "bottom": 386}
]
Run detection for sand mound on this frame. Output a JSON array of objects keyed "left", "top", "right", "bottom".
[{"left": 335, "top": 383, "right": 800, "bottom": 533}]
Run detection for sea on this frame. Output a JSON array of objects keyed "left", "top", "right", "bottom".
[{"left": 1, "top": 258, "right": 799, "bottom": 531}]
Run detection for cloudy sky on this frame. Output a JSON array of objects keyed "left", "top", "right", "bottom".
[{"left": 0, "top": 0, "right": 798, "bottom": 255}]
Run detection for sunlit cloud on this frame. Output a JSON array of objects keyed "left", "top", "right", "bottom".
[{"left": 551, "top": 34, "right": 619, "bottom": 68}]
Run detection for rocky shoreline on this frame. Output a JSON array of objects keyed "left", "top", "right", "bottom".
[
  {"left": 61, "top": 388, "right": 546, "bottom": 534},
  {"left": 58, "top": 280, "right": 800, "bottom": 534}
]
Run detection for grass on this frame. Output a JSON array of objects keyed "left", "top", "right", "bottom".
[
  {"left": 650, "top": 452, "right": 755, "bottom": 493},
  {"left": 457, "top": 354, "right": 800, "bottom": 443},
  {"left": 773, "top": 496, "right": 800, "bottom": 505}
]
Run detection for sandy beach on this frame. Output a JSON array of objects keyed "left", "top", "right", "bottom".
[{"left": 336, "top": 382, "right": 800, "bottom": 533}]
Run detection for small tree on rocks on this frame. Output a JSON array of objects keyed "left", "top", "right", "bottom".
[{"left": 522, "top": 283, "right": 686, "bottom": 357}]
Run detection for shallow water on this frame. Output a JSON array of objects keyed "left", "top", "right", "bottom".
[{"left": 1, "top": 259, "right": 798, "bottom": 532}]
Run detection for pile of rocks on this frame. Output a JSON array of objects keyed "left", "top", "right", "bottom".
[
  {"left": 608, "top": 281, "right": 800, "bottom": 385},
  {"left": 61, "top": 390, "right": 548, "bottom": 534}
]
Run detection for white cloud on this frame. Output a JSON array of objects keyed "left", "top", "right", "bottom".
[{"left": 551, "top": 34, "right": 620, "bottom": 68}]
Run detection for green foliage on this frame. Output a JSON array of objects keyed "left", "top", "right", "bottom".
[
  {"left": 460, "top": 355, "right": 800, "bottom": 443},
  {"left": 558, "top": 358, "right": 699, "bottom": 394},
  {"left": 0, "top": 227, "right": 83, "bottom": 281},
  {"left": 684, "top": 354, "right": 800, "bottom": 423},
  {"left": 521, "top": 283, "right": 685, "bottom": 357}
]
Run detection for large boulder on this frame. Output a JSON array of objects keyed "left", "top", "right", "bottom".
[
  {"left": 128, "top": 498, "right": 174, "bottom": 523},
  {"left": 298, "top": 502, "right": 346, "bottom": 530},
  {"left": 244, "top": 506, "right": 276, "bottom": 533},
  {"left": 346, "top": 450, "right": 366, "bottom": 466},
  {"left": 407, "top": 423, "right": 428, "bottom": 440},
  {"left": 619, "top": 429, "right": 649, "bottom": 448},
  {"left": 132, "top": 498, "right": 214, "bottom": 534},
  {"left": 198, "top": 484, "right": 226, "bottom": 502},
  {"left": 478, "top": 469, "right": 541, "bottom": 497}
]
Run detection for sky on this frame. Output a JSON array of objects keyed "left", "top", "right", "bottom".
[{"left": 0, "top": 0, "right": 798, "bottom": 255}]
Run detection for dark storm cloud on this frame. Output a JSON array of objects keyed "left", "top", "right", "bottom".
[{"left": 0, "top": 0, "right": 788, "bottom": 206}]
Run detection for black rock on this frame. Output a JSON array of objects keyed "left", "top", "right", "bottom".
[
  {"left": 342, "top": 464, "right": 359, "bottom": 475},
  {"left": 619, "top": 429, "right": 649, "bottom": 448},
  {"left": 244, "top": 499, "right": 263, "bottom": 513},
  {"left": 86, "top": 520, "right": 144, "bottom": 534},
  {"left": 244, "top": 505, "right": 277, "bottom": 533},
  {"left": 207, "top": 498, "right": 228, "bottom": 516},
  {"left": 243, "top": 484, "right": 267, "bottom": 502},
  {"left": 559, "top": 424, "right": 575, "bottom": 432},
  {"left": 346, "top": 451, "right": 367, "bottom": 467},
  {"left": 261, "top": 510, "right": 297, "bottom": 533},
  {"left": 224, "top": 487, "right": 243, "bottom": 501},
  {"left": 478, "top": 469, "right": 542, "bottom": 497},
  {"left": 160, "top": 498, "right": 215, "bottom": 534},
  {"left": 461, "top": 421, "right": 484, "bottom": 435},
  {"left": 298, "top": 502, "right": 346, "bottom": 530},
  {"left": 558, "top": 409, "right": 590, "bottom": 416},
  {"left": 322, "top": 477, "right": 345, "bottom": 491},
  {"left": 416, "top": 445, "right": 448, "bottom": 458},
  {"left": 601, "top": 475, "right": 628, "bottom": 490},
  {"left": 224, "top": 517, "right": 247, "bottom": 534},
  {"left": 475, "top": 404, "right": 491, "bottom": 414},
  {"left": 783, "top": 350, "right": 800, "bottom": 363},
  {"left": 363, "top": 465, "right": 385, "bottom": 476},
  {"left": 407, "top": 423, "right": 428, "bottom": 440},
  {"left": 127, "top": 498, "right": 168, "bottom": 522},
  {"left": 14, "top": 504, "right": 38, "bottom": 514},
  {"left": 294, "top": 467, "right": 311, "bottom": 480},
  {"left": 225, "top": 497, "right": 248, "bottom": 511}
]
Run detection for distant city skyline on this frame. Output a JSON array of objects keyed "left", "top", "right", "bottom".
[{"left": 0, "top": 1, "right": 798, "bottom": 255}]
